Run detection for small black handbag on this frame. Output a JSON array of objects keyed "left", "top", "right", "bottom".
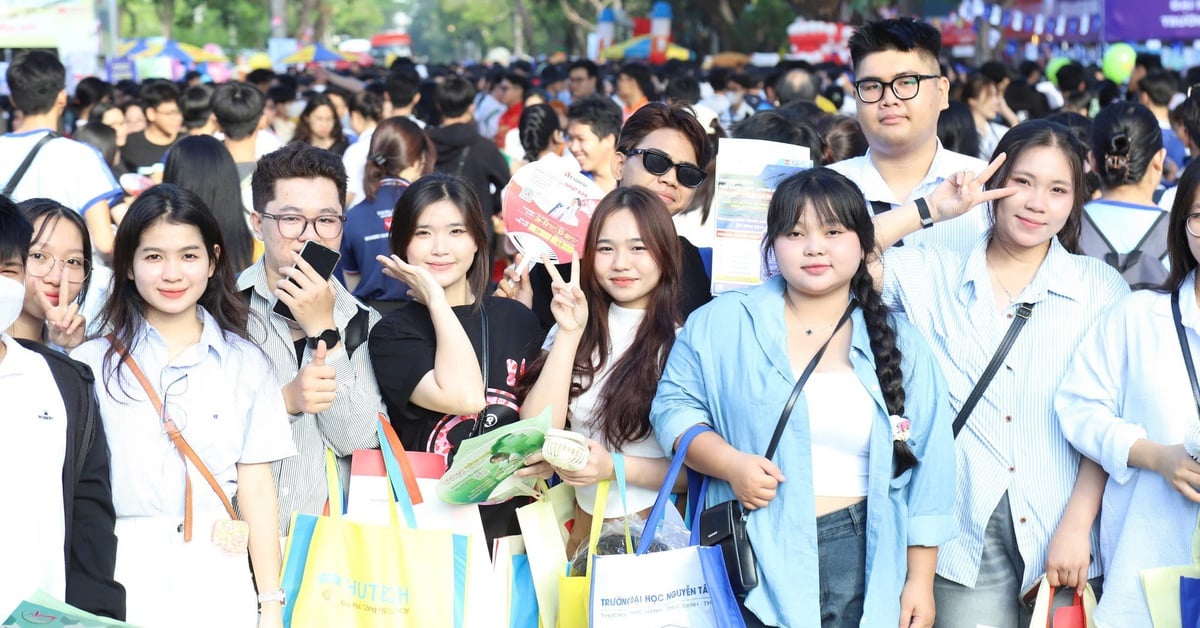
[{"left": 698, "top": 301, "right": 856, "bottom": 596}]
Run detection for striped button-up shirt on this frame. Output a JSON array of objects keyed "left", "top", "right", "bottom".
[
  {"left": 829, "top": 142, "right": 989, "bottom": 254},
  {"left": 237, "top": 260, "right": 383, "bottom": 534},
  {"left": 882, "top": 236, "right": 1128, "bottom": 592}
]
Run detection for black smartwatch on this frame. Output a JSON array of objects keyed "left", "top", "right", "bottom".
[{"left": 306, "top": 328, "right": 341, "bottom": 350}]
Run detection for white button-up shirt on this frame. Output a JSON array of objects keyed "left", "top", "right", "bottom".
[
  {"left": 829, "top": 142, "right": 990, "bottom": 253},
  {"left": 72, "top": 308, "right": 296, "bottom": 519},
  {"left": 882, "top": 236, "right": 1128, "bottom": 592},
  {"left": 1056, "top": 272, "right": 1200, "bottom": 627}
]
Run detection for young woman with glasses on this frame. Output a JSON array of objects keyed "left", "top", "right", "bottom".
[
  {"left": 70, "top": 184, "right": 295, "bottom": 628},
  {"left": 499, "top": 102, "right": 715, "bottom": 327},
  {"left": 9, "top": 199, "right": 93, "bottom": 350}
]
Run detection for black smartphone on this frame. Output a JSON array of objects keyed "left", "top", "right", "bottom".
[{"left": 273, "top": 240, "right": 342, "bottom": 322}]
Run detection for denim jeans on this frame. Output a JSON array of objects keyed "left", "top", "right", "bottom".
[
  {"left": 740, "top": 500, "right": 867, "bottom": 628},
  {"left": 932, "top": 493, "right": 1102, "bottom": 628}
]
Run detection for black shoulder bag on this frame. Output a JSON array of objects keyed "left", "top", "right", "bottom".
[
  {"left": 952, "top": 302, "right": 1037, "bottom": 437},
  {"left": 699, "top": 300, "right": 856, "bottom": 595},
  {"left": 2, "top": 131, "right": 57, "bottom": 198}
]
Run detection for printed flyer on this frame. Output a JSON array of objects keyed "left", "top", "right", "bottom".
[
  {"left": 3, "top": 591, "right": 135, "bottom": 628},
  {"left": 436, "top": 410, "right": 551, "bottom": 505},
  {"left": 709, "top": 138, "right": 812, "bottom": 295}
]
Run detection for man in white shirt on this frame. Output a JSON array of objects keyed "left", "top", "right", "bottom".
[
  {"left": 829, "top": 19, "right": 989, "bottom": 253},
  {"left": 0, "top": 200, "right": 123, "bottom": 619},
  {"left": 0, "top": 53, "right": 122, "bottom": 257},
  {"left": 342, "top": 91, "right": 384, "bottom": 206}
]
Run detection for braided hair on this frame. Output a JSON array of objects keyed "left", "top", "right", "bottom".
[
  {"left": 518, "top": 104, "right": 561, "bottom": 163},
  {"left": 763, "top": 168, "right": 916, "bottom": 477}
]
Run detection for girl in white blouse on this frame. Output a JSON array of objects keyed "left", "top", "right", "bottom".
[
  {"left": 71, "top": 184, "right": 295, "bottom": 628},
  {"left": 1055, "top": 158, "right": 1200, "bottom": 626},
  {"left": 517, "top": 186, "right": 684, "bottom": 556}
]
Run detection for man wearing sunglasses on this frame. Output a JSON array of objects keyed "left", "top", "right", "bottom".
[{"left": 829, "top": 18, "right": 989, "bottom": 253}]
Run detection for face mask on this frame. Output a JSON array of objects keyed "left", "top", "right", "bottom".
[
  {"left": 286, "top": 101, "right": 306, "bottom": 119},
  {"left": 341, "top": 114, "right": 353, "bottom": 131},
  {"left": 0, "top": 275, "right": 25, "bottom": 332}
]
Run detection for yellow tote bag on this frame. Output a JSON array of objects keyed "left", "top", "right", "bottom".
[
  {"left": 282, "top": 450, "right": 463, "bottom": 628},
  {"left": 556, "top": 456, "right": 630, "bottom": 628},
  {"left": 1140, "top": 513, "right": 1200, "bottom": 628}
]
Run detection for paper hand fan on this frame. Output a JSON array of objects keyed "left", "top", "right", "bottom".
[{"left": 503, "top": 159, "right": 605, "bottom": 271}]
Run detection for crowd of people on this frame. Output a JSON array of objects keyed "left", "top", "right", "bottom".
[{"left": 3, "top": 14, "right": 1200, "bottom": 628}]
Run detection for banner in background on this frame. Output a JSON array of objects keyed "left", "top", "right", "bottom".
[{"left": 1105, "top": 0, "right": 1200, "bottom": 41}]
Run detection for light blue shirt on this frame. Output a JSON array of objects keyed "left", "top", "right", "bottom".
[
  {"left": 1055, "top": 272, "right": 1200, "bottom": 627},
  {"left": 650, "top": 276, "right": 957, "bottom": 627},
  {"left": 882, "top": 236, "right": 1129, "bottom": 592},
  {"left": 71, "top": 307, "right": 296, "bottom": 519}
]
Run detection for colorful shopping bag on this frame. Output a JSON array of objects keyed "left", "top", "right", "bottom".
[
  {"left": 347, "top": 423, "right": 495, "bottom": 628},
  {"left": 492, "top": 535, "right": 539, "bottom": 628},
  {"left": 587, "top": 425, "right": 745, "bottom": 628},
  {"left": 1141, "top": 514, "right": 1200, "bottom": 628},
  {"left": 281, "top": 442, "right": 467, "bottom": 627},
  {"left": 515, "top": 480, "right": 576, "bottom": 627},
  {"left": 1027, "top": 575, "right": 1096, "bottom": 628},
  {"left": 558, "top": 456, "right": 631, "bottom": 628}
]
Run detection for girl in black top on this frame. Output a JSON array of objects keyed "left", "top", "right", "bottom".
[{"left": 367, "top": 174, "right": 544, "bottom": 542}]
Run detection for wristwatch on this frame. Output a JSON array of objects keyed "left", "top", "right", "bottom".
[
  {"left": 306, "top": 328, "right": 341, "bottom": 350},
  {"left": 258, "top": 589, "right": 286, "bottom": 606},
  {"left": 914, "top": 197, "right": 935, "bottom": 229}
]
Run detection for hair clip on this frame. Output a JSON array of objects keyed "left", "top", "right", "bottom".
[
  {"left": 1105, "top": 154, "right": 1129, "bottom": 171},
  {"left": 370, "top": 153, "right": 387, "bottom": 166}
]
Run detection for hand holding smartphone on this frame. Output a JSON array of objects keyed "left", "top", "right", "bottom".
[{"left": 274, "top": 240, "right": 342, "bottom": 322}]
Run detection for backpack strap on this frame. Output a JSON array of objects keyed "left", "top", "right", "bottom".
[
  {"left": 241, "top": 285, "right": 370, "bottom": 358},
  {"left": 870, "top": 200, "right": 905, "bottom": 246},
  {"left": 3, "top": 131, "right": 58, "bottom": 198}
]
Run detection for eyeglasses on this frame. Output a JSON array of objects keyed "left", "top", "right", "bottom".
[
  {"left": 160, "top": 370, "right": 189, "bottom": 434},
  {"left": 853, "top": 74, "right": 940, "bottom": 104},
  {"left": 624, "top": 148, "right": 708, "bottom": 188},
  {"left": 27, "top": 251, "right": 90, "bottom": 283},
  {"left": 261, "top": 212, "right": 346, "bottom": 239},
  {"left": 1187, "top": 213, "right": 1200, "bottom": 238}
]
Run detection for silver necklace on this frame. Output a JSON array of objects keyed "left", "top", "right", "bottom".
[{"left": 987, "top": 260, "right": 1021, "bottom": 304}]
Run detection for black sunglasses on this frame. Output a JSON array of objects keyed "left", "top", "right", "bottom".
[{"left": 624, "top": 148, "right": 708, "bottom": 188}]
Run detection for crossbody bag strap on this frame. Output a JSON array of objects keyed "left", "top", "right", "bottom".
[
  {"left": 3, "top": 131, "right": 57, "bottom": 198},
  {"left": 951, "top": 302, "right": 1037, "bottom": 437},
  {"left": 468, "top": 306, "right": 491, "bottom": 439},
  {"left": 1171, "top": 290, "right": 1200, "bottom": 416},
  {"left": 764, "top": 300, "right": 857, "bottom": 461},
  {"left": 108, "top": 336, "right": 239, "bottom": 540}
]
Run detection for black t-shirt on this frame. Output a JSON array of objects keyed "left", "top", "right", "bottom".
[
  {"left": 121, "top": 130, "right": 177, "bottom": 173},
  {"left": 368, "top": 295, "right": 545, "bottom": 542},
  {"left": 529, "top": 235, "right": 713, "bottom": 330}
]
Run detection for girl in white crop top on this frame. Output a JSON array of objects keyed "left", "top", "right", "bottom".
[{"left": 517, "top": 187, "right": 685, "bottom": 556}]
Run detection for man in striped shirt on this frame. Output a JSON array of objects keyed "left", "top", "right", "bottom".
[{"left": 238, "top": 143, "right": 384, "bottom": 534}]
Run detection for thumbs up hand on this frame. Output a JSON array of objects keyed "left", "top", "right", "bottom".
[{"left": 282, "top": 339, "right": 338, "bottom": 415}]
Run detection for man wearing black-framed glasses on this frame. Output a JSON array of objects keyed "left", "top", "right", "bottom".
[
  {"left": 237, "top": 143, "right": 385, "bottom": 536},
  {"left": 829, "top": 17, "right": 990, "bottom": 254}
]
